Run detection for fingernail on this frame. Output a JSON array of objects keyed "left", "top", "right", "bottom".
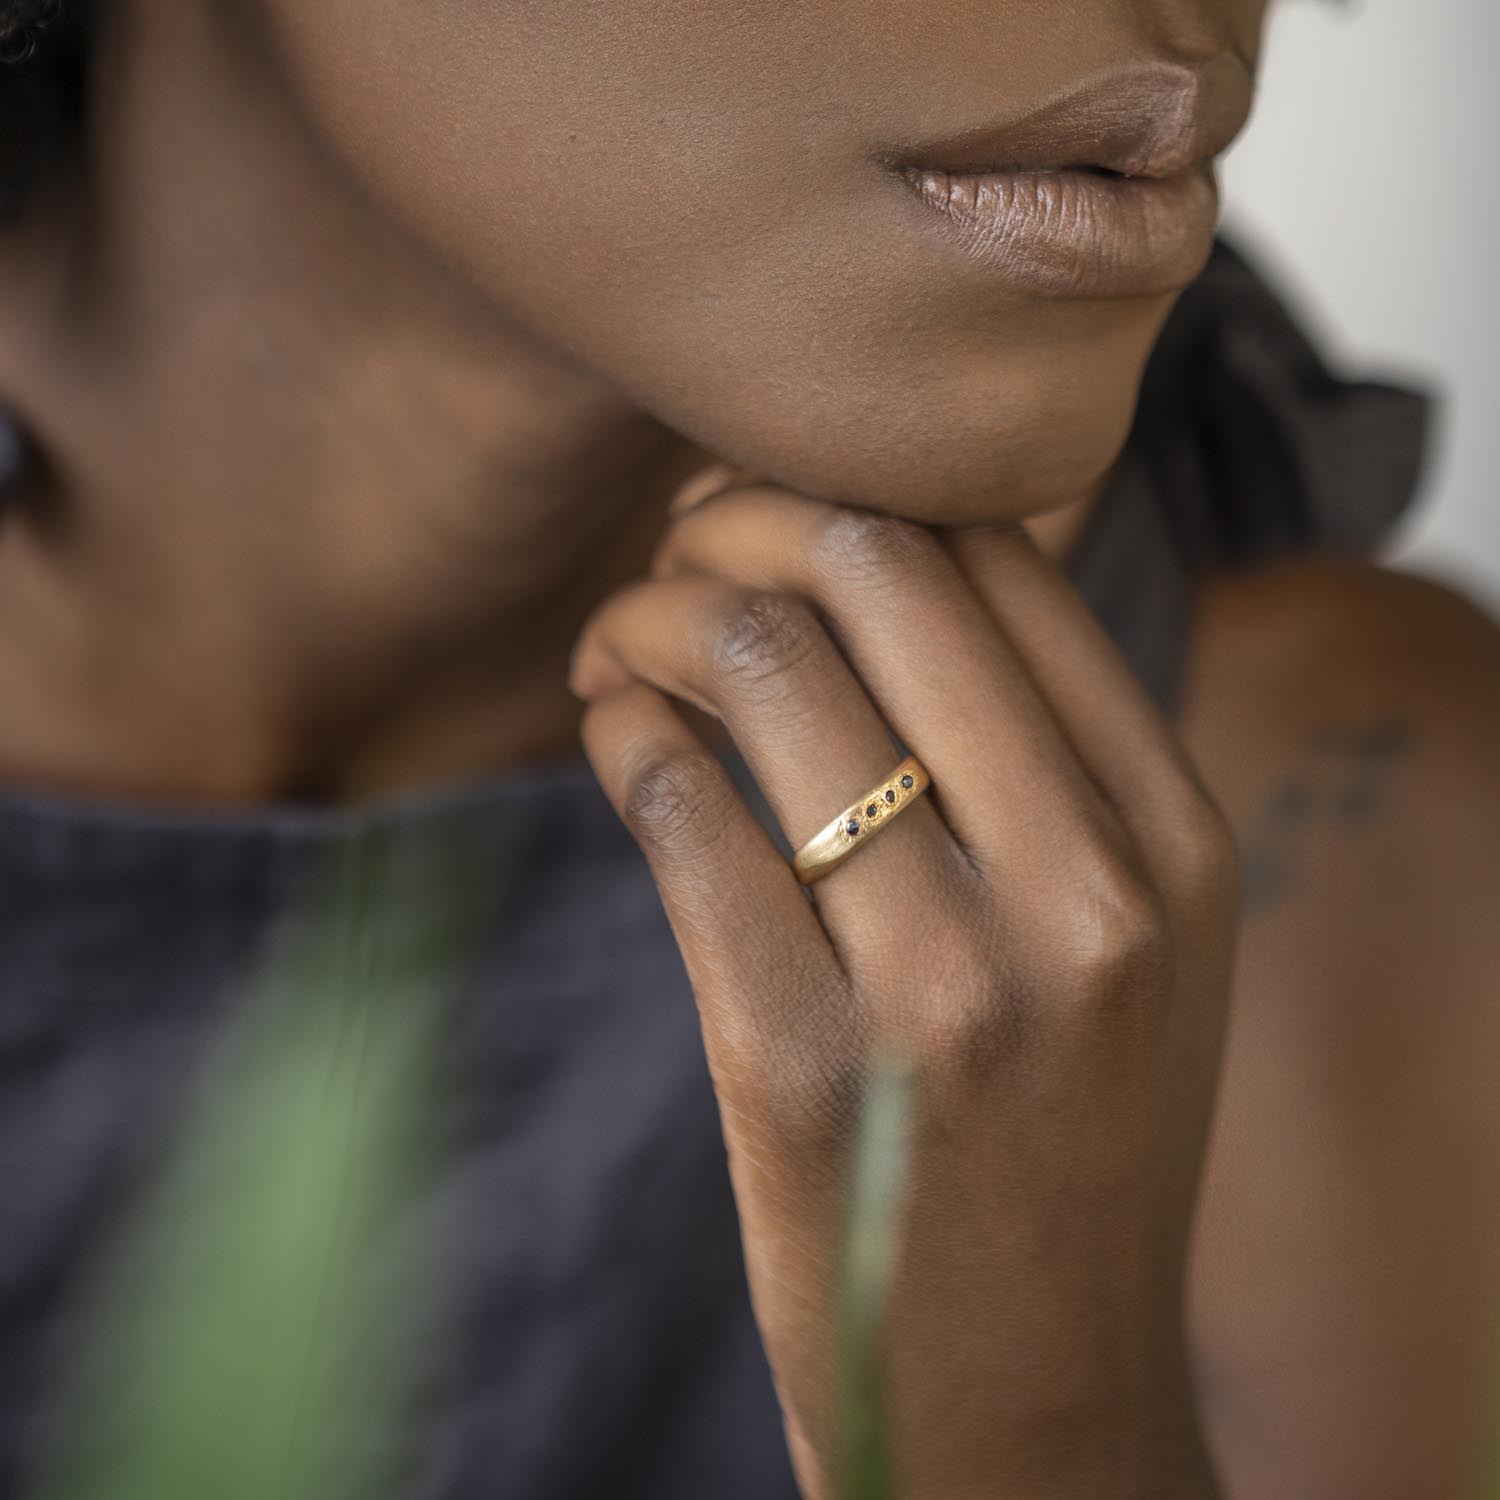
[
  {"left": 566, "top": 635, "right": 594, "bottom": 701},
  {"left": 667, "top": 462, "right": 761, "bottom": 518}
]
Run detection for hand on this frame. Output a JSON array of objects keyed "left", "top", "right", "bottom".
[{"left": 568, "top": 475, "right": 1239, "bottom": 1499}]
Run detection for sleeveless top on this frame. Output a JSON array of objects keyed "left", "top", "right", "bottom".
[{"left": 0, "top": 234, "right": 1432, "bottom": 1499}]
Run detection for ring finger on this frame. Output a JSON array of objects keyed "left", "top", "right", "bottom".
[{"left": 569, "top": 573, "right": 968, "bottom": 936}]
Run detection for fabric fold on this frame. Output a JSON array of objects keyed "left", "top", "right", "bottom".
[{"left": 1068, "top": 231, "right": 1436, "bottom": 718}]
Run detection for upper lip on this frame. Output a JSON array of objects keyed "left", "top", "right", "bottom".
[{"left": 882, "top": 54, "right": 1255, "bottom": 181}]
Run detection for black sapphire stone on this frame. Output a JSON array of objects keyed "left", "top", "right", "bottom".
[
  {"left": 884, "top": 789, "right": 896, "bottom": 803},
  {"left": 900, "top": 773, "right": 914, "bottom": 789},
  {"left": 846, "top": 819, "right": 860, "bottom": 836},
  {"left": 866, "top": 802, "right": 879, "bottom": 817}
]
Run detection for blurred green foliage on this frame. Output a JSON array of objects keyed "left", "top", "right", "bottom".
[
  {"left": 31, "top": 820, "right": 508, "bottom": 1500},
  {"left": 834, "top": 1049, "right": 916, "bottom": 1500}
]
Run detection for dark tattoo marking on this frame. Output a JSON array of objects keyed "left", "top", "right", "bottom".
[{"left": 1239, "top": 717, "right": 1416, "bottom": 914}]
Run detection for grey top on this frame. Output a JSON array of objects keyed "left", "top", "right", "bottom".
[{"left": 0, "top": 235, "right": 1432, "bottom": 1499}]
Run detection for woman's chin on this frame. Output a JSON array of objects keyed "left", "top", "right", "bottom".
[
  {"left": 779, "top": 394, "right": 1136, "bottom": 532},
  {"left": 662, "top": 356, "right": 1143, "bottom": 533},
  {"left": 743, "top": 437, "right": 1128, "bottom": 533}
]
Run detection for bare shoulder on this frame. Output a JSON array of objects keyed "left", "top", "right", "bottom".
[
  {"left": 1181, "top": 555, "right": 1500, "bottom": 925},
  {"left": 1174, "top": 557, "right": 1500, "bottom": 1499}
]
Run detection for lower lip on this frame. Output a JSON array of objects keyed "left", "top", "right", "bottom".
[{"left": 896, "top": 163, "right": 1219, "bottom": 299}]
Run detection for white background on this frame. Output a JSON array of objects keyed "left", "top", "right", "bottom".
[{"left": 1219, "top": 0, "right": 1499, "bottom": 611}]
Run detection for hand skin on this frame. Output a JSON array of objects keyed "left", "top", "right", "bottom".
[{"left": 569, "top": 476, "right": 1239, "bottom": 1500}]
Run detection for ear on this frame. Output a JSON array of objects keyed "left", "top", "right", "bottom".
[
  {"left": 0, "top": 44, "right": 62, "bottom": 226},
  {"left": 0, "top": 44, "right": 78, "bottom": 446},
  {"left": 0, "top": 412, "right": 21, "bottom": 520},
  {"left": 0, "top": 213, "right": 55, "bottom": 501},
  {"left": 0, "top": 0, "right": 98, "bottom": 255},
  {"left": 0, "top": 219, "right": 47, "bottom": 454}
]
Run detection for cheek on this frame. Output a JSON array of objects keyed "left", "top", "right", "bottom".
[{"left": 257, "top": 1, "right": 1186, "bottom": 526}]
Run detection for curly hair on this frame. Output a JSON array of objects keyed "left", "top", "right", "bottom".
[{"left": 0, "top": 0, "right": 94, "bottom": 223}]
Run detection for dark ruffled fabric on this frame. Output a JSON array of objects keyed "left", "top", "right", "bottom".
[{"left": 1069, "top": 231, "right": 1436, "bottom": 718}]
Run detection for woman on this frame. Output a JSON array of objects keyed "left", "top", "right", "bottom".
[{"left": 1, "top": 2, "right": 1497, "bottom": 1497}]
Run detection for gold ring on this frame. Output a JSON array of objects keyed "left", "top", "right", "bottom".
[{"left": 791, "top": 755, "right": 932, "bottom": 886}]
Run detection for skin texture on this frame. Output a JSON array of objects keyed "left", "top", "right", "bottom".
[{"left": 2, "top": 0, "right": 1500, "bottom": 1494}]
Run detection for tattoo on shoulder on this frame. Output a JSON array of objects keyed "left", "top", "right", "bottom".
[{"left": 1239, "top": 717, "right": 1416, "bottom": 914}]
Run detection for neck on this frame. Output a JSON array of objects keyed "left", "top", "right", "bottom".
[
  {"left": 0, "top": 4, "right": 721, "bottom": 805},
  {"left": 0, "top": 2, "right": 1099, "bottom": 809}
]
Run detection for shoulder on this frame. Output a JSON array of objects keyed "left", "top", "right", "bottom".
[
  {"left": 1178, "top": 552, "right": 1500, "bottom": 1060},
  {"left": 1178, "top": 558, "right": 1500, "bottom": 1496},
  {"left": 1180, "top": 556, "right": 1500, "bottom": 928},
  {"left": 1183, "top": 553, "right": 1500, "bottom": 745}
]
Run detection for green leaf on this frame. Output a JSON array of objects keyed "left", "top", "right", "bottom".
[
  {"left": 834, "top": 1047, "right": 917, "bottom": 1500},
  {"left": 32, "top": 817, "right": 516, "bottom": 1500}
]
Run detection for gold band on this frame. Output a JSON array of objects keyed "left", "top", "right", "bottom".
[{"left": 791, "top": 755, "right": 932, "bottom": 886}]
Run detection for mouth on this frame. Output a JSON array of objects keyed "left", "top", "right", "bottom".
[
  {"left": 879, "top": 54, "right": 1254, "bottom": 299},
  {"left": 896, "top": 160, "right": 1221, "bottom": 300}
]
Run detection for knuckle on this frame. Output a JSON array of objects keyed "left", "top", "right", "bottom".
[
  {"left": 766, "top": 1039, "right": 867, "bottom": 1156},
  {"left": 709, "top": 590, "right": 825, "bottom": 690},
  {"left": 1168, "top": 798, "right": 1242, "bottom": 912},
  {"left": 1067, "top": 853, "right": 1173, "bottom": 995},
  {"left": 622, "top": 749, "right": 731, "bottom": 855},
  {"left": 814, "top": 506, "right": 939, "bottom": 587},
  {"left": 873, "top": 911, "right": 1039, "bottom": 1095},
  {"left": 926, "top": 984, "right": 1038, "bottom": 1096},
  {"left": 745, "top": 998, "right": 868, "bottom": 1155}
]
